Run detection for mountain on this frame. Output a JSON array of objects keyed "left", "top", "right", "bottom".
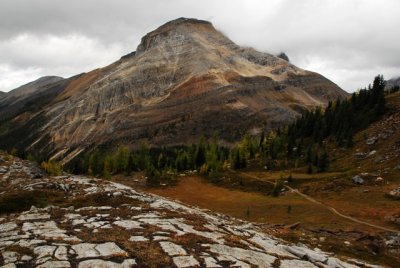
[
  {"left": 0, "top": 76, "right": 64, "bottom": 121},
  {"left": 0, "top": 91, "right": 5, "bottom": 99},
  {"left": 0, "top": 18, "right": 348, "bottom": 162},
  {"left": 386, "top": 76, "right": 400, "bottom": 88}
]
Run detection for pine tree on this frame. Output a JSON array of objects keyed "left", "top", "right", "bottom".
[
  {"left": 307, "top": 163, "right": 313, "bottom": 174},
  {"left": 317, "top": 150, "right": 329, "bottom": 172},
  {"left": 103, "top": 155, "right": 113, "bottom": 179},
  {"left": 89, "top": 150, "right": 102, "bottom": 176},
  {"left": 194, "top": 137, "right": 206, "bottom": 168},
  {"left": 115, "top": 146, "right": 129, "bottom": 173},
  {"left": 126, "top": 153, "right": 135, "bottom": 175}
]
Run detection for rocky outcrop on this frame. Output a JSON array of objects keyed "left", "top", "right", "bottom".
[
  {"left": 0, "top": 18, "right": 348, "bottom": 161},
  {"left": 277, "top": 52, "right": 290, "bottom": 62},
  {"left": 0, "top": 153, "right": 382, "bottom": 267}
]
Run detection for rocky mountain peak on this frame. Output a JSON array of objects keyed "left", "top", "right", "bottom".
[{"left": 136, "top": 17, "right": 230, "bottom": 55}]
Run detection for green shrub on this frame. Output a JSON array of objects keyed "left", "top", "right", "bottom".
[{"left": 41, "top": 161, "right": 63, "bottom": 176}]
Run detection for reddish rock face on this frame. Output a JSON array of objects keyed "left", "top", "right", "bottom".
[{"left": 0, "top": 18, "right": 348, "bottom": 161}]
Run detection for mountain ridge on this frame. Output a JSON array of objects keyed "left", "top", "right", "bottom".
[{"left": 387, "top": 76, "right": 400, "bottom": 88}]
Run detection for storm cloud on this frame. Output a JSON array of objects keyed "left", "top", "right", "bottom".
[{"left": 0, "top": 0, "right": 399, "bottom": 92}]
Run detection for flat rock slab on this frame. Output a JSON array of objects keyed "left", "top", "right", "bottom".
[
  {"left": 36, "top": 260, "right": 71, "bottom": 268},
  {"left": 71, "top": 243, "right": 99, "bottom": 259},
  {"left": 249, "top": 234, "right": 295, "bottom": 258},
  {"left": 71, "top": 242, "right": 127, "bottom": 259},
  {"left": 78, "top": 259, "right": 136, "bottom": 268},
  {"left": 34, "top": 245, "right": 57, "bottom": 259},
  {"left": 96, "top": 242, "right": 127, "bottom": 257},
  {"left": 128, "top": 236, "right": 149, "bottom": 242},
  {"left": 1, "top": 263, "right": 17, "bottom": 268},
  {"left": 203, "top": 256, "right": 222, "bottom": 268},
  {"left": 280, "top": 259, "right": 318, "bottom": 268},
  {"left": 113, "top": 220, "right": 142, "bottom": 229},
  {"left": 0, "top": 222, "right": 17, "bottom": 233},
  {"left": 159, "top": 241, "right": 187, "bottom": 256},
  {"left": 283, "top": 245, "right": 327, "bottom": 263},
  {"left": 173, "top": 255, "right": 200, "bottom": 268},
  {"left": 207, "top": 244, "right": 275, "bottom": 268},
  {"left": 2, "top": 251, "right": 19, "bottom": 264},
  {"left": 54, "top": 246, "right": 68, "bottom": 260},
  {"left": 17, "top": 213, "right": 50, "bottom": 221}
]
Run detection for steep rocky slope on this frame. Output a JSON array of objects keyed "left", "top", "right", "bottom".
[
  {"left": 0, "top": 76, "right": 65, "bottom": 121},
  {"left": 0, "top": 153, "right": 382, "bottom": 267},
  {"left": 0, "top": 18, "right": 348, "bottom": 162}
]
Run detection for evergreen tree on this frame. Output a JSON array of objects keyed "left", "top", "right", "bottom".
[
  {"left": 89, "top": 149, "right": 102, "bottom": 175},
  {"left": 194, "top": 137, "right": 206, "bottom": 167},
  {"left": 307, "top": 163, "right": 313, "bottom": 174},
  {"left": 317, "top": 150, "right": 329, "bottom": 172},
  {"left": 114, "top": 146, "right": 129, "bottom": 173}
]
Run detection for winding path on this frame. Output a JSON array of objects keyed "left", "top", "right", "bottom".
[{"left": 238, "top": 171, "right": 400, "bottom": 233}]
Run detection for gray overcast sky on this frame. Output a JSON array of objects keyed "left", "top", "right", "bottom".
[{"left": 0, "top": 0, "right": 399, "bottom": 92}]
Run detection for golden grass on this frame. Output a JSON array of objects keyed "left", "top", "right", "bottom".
[{"left": 148, "top": 176, "right": 372, "bottom": 231}]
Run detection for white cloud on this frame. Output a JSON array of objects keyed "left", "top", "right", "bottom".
[
  {"left": 0, "top": 33, "right": 127, "bottom": 91},
  {"left": 0, "top": 64, "right": 42, "bottom": 91}
]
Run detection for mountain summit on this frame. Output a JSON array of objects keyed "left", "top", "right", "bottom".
[{"left": 0, "top": 18, "right": 347, "bottom": 162}]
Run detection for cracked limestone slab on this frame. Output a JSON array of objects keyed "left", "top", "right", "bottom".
[
  {"left": 64, "top": 214, "right": 84, "bottom": 220},
  {"left": 21, "top": 255, "right": 33, "bottom": 261},
  {"left": 76, "top": 206, "right": 112, "bottom": 212},
  {"left": 95, "top": 242, "right": 128, "bottom": 257},
  {"left": 72, "top": 219, "right": 86, "bottom": 226},
  {"left": 113, "top": 220, "right": 142, "bottom": 229},
  {"left": 283, "top": 245, "right": 327, "bottom": 263},
  {"left": 22, "top": 221, "right": 79, "bottom": 241},
  {"left": 159, "top": 241, "right": 187, "bottom": 256},
  {"left": 0, "top": 263, "right": 17, "bottom": 268},
  {"left": 71, "top": 243, "right": 99, "bottom": 258},
  {"left": 202, "top": 256, "right": 222, "bottom": 268},
  {"left": 153, "top": 235, "right": 170, "bottom": 241},
  {"left": 2, "top": 251, "right": 19, "bottom": 264},
  {"left": 34, "top": 245, "right": 56, "bottom": 259},
  {"left": 0, "top": 222, "right": 17, "bottom": 233},
  {"left": 129, "top": 236, "right": 149, "bottom": 242},
  {"left": 15, "top": 239, "right": 46, "bottom": 249},
  {"left": 17, "top": 213, "right": 50, "bottom": 221},
  {"left": 71, "top": 242, "right": 127, "bottom": 259},
  {"left": 206, "top": 244, "right": 275, "bottom": 268},
  {"left": 37, "top": 260, "right": 71, "bottom": 268},
  {"left": 173, "top": 255, "right": 200, "bottom": 268},
  {"left": 280, "top": 259, "right": 318, "bottom": 268},
  {"left": 132, "top": 212, "right": 160, "bottom": 219},
  {"left": 78, "top": 259, "right": 136, "bottom": 268},
  {"left": 249, "top": 234, "right": 296, "bottom": 258},
  {"left": 54, "top": 246, "right": 68, "bottom": 260}
]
